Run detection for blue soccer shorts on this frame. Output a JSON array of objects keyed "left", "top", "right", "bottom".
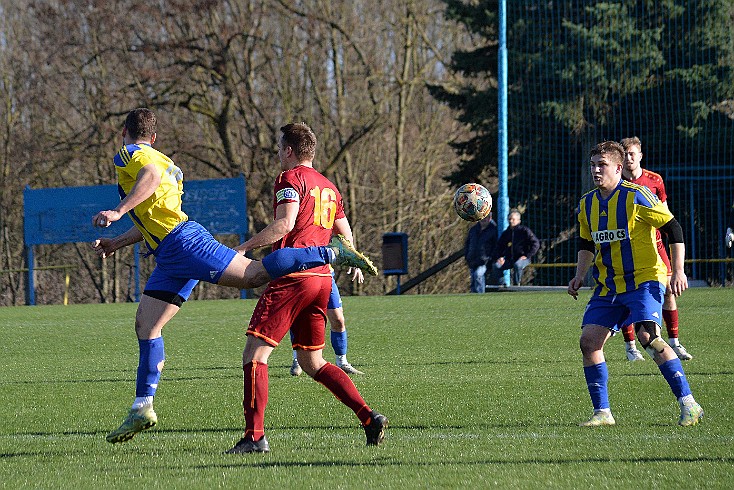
[
  {"left": 145, "top": 221, "right": 238, "bottom": 301},
  {"left": 582, "top": 280, "right": 665, "bottom": 332}
]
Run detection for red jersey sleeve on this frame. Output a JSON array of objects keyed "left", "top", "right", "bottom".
[{"left": 635, "top": 170, "right": 667, "bottom": 203}]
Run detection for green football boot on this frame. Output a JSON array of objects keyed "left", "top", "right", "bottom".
[
  {"left": 106, "top": 405, "right": 158, "bottom": 443},
  {"left": 579, "top": 410, "right": 616, "bottom": 427},
  {"left": 678, "top": 402, "right": 703, "bottom": 427},
  {"left": 328, "top": 235, "right": 378, "bottom": 276}
]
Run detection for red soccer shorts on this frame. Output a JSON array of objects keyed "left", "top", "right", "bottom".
[{"left": 247, "top": 273, "right": 332, "bottom": 350}]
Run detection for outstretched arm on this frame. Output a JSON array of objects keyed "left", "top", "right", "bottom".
[{"left": 235, "top": 201, "right": 298, "bottom": 254}]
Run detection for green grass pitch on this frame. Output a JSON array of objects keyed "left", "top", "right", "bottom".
[{"left": 1, "top": 288, "right": 733, "bottom": 489}]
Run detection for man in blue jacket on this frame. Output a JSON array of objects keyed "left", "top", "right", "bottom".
[
  {"left": 490, "top": 210, "right": 540, "bottom": 286},
  {"left": 464, "top": 214, "right": 498, "bottom": 293}
]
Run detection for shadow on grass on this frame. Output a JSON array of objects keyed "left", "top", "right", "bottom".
[
  {"left": 199, "top": 455, "right": 734, "bottom": 470},
  {"left": 7, "top": 415, "right": 658, "bottom": 442}
]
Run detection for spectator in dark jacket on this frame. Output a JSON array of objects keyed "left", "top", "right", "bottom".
[
  {"left": 464, "top": 214, "right": 498, "bottom": 293},
  {"left": 490, "top": 210, "right": 540, "bottom": 286}
]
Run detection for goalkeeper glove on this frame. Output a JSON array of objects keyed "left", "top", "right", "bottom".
[{"left": 726, "top": 227, "right": 734, "bottom": 249}]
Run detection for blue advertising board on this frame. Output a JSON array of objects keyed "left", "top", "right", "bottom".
[{"left": 23, "top": 176, "right": 248, "bottom": 304}]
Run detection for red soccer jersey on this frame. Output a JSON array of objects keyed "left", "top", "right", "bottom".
[
  {"left": 625, "top": 168, "right": 667, "bottom": 243},
  {"left": 271, "top": 165, "right": 345, "bottom": 273},
  {"left": 626, "top": 169, "right": 667, "bottom": 203}
]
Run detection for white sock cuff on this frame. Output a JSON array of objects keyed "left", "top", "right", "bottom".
[{"left": 132, "top": 396, "right": 154, "bottom": 410}]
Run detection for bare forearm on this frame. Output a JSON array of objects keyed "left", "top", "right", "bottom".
[
  {"left": 574, "top": 250, "right": 595, "bottom": 281},
  {"left": 333, "top": 217, "right": 354, "bottom": 244},
  {"left": 668, "top": 242, "right": 685, "bottom": 274},
  {"left": 114, "top": 227, "right": 144, "bottom": 250},
  {"left": 92, "top": 226, "right": 143, "bottom": 259},
  {"left": 567, "top": 249, "right": 594, "bottom": 299},
  {"left": 668, "top": 242, "right": 688, "bottom": 296},
  {"left": 236, "top": 218, "right": 291, "bottom": 254}
]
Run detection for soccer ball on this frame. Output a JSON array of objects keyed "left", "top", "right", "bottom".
[{"left": 453, "top": 183, "right": 492, "bottom": 222}]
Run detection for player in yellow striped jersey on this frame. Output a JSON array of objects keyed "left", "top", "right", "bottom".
[{"left": 568, "top": 141, "right": 703, "bottom": 427}]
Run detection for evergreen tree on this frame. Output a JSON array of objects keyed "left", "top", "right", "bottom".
[
  {"left": 435, "top": 1, "right": 733, "bottom": 283},
  {"left": 427, "top": 0, "right": 499, "bottom": 186}
]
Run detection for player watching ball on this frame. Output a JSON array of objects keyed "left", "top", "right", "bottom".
[
  {"left": 618, "top": 136, "right": 692, "bottom": 362},
  {"left": 568, "top": 141, "right": 703, "bottom": 428},
  {"left": 226, "top": 123, "right": 386, "bottom": 454}
]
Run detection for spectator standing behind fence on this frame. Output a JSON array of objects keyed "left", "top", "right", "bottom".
[
  {"left": 490, "top": 210, "right": 540, "bottom": 286},
  {"left": 464, "top": 213, "right": 498, "bottom": 293}
]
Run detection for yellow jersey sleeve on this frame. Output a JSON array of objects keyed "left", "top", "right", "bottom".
[{"left": 635, "top": 195, "right": 674, "bottom": 230}]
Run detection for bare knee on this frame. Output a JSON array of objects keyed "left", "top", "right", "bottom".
[
  {"left": 242, "top": 335, "right": 274, "bottom": 365},
  {"left": 218, "top": 256, "right": 271, "bottom": 290},
  {"left": 296, "top": 350, "right": 327, "bottom": 377},
  {"left": 243, "top": 261, "right": 272, "bottom": 289},
  {"left": 135, "top": 309, "right": 158, "bottom": 340},
  {"left": 579, "top": 330, "right": 605, "bottom": 356},
  {"left": 663, "top": 288, "right": 676, "bottom": 310},
  {"left": 579, "top": 335, "right": 597, "bottom": 355},
  {"left": 327, "top": 309, "right": 346, "bottom": 332}
]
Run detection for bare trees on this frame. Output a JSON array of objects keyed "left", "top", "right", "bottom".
[{"left": 0, "top": 0, "right": 473, "bottom": 305}]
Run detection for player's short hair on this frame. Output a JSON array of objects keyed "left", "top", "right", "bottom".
[
  {"left": 590, "top": 141, "right": 625, "bottom": 165},
  {"left": 620, "top": 136, "right": 642, "bottom": 151},
  {"left": 280, "top": 122, "right": 317, "bottom": 161},
  {"left": 509, "top": 209, "right": 521, "bottom": 220},
  {"left": 125, "top": 108, "right": 157, "bottom": 140}
]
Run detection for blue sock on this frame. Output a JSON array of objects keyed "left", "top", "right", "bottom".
[
  {"left": 583, "top": 362, "right": 610, "bottom": 410},
  {"left": 136, "top": 337, "right": 165, "bottom": 397},
  {"left": 331, "top": 330, "right": 348, "bottom": 356},
  {"left": 261, "top": 246, "right": 331, "bottom": 278},
  {"left": 658, "top": 358, "right": 692, "bottom": 398}
]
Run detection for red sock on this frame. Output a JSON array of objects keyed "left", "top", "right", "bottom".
[
  {"left": 313, "top": 362, "right": 372, "bottom": 424},
  {"left": 622, "top": 323, "right": 636, "bottom": 343},
  {"left": 663, "top": 309, "right": 679, "bottom": 339},
  {"left": 243, "top": 360, "right": 268, "bottom": 441}
]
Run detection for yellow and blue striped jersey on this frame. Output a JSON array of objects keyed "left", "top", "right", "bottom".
[
  {"left": 577, "top": 179, "right": 673, "bottom": 296},
  {"left": 114, "top": 144, "right": 187, "bottom": 250}
]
